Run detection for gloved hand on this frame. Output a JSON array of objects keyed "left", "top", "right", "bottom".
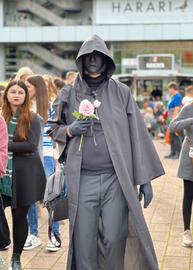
[
  {"left": 68, "top": 119, "right": 92, "bottom": 136},
  {"left": 139, "top": 182, "right": 153, "bottom": 208}
]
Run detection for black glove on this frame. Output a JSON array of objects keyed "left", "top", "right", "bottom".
[
  {"left": 139, "top": 182, "right": 153, "bottom": 208},
  {"left": 68, "top": 119, "right": 92, "bottom": 136}
]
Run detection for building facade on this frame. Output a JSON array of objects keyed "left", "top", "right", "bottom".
[{"left": 0, "top": 0, "right": 193, "bottom": 81}]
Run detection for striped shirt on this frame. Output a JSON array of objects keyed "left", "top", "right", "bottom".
[{"left": 43, "top": 103, "right": 56, "bottom": 157}]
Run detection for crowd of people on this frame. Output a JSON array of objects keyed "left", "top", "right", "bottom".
[
  {"left": 0, "top": 34, "right": 193, "bottom": 270},
  {"left": 0, "top": 69, "right": 77, "bottom": 270},
  {"left": 141, "top": 80, "right": 193, "bottom": 249},
  {"left": 142, "top": 99, "right": 165, "bottom": 139},
  {"left": 142, "top": 82, "right": 187, "bottom": 158}
]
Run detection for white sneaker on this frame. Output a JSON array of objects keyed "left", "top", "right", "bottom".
[
  {"left": 23, "top": 235, "right": 42, "bottom": 250},
  {"left": 0, "top": 244, "right": 10, "bottom": 251},
  {"left": 182, "top": 230, "right": 193, "bottom": 247},
  {"left": 0, "top": 257, "right": 5, "bottom": 269},
  {"left": 46, "top": 235, "right": 61, "bottom": 252}
]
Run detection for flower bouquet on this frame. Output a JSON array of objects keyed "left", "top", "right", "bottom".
[{"left": 72, "top": 99, "right": 101, "bottom": 151}]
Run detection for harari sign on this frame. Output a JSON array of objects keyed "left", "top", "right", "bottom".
[{"left": 94, "top": 0, "right": 193, "bottom": 24}]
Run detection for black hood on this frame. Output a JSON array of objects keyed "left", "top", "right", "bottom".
[{"left": 76, "top": 35, "right": 116, "bottom": 79}]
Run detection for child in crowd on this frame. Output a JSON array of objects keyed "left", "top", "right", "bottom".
[
  {"left": 182, "top": 85, "right": 193, "bottom": 106},
  {"left": 52, "top": 77, "right": 65, "bottom": 93},
  {"left": 143, "top": 107, "right": 158, "bottom": 137}
]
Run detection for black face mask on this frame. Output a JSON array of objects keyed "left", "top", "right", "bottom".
[{"left": 83, "top": 51, "right": 106, "bottom": 76}]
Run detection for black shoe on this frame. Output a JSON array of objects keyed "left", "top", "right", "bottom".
[
  {"left": 164, "top": 153, "right": 176, "bottom": 159},
  {"left": 9, "top": 253, "right": 22, "bottom": 270},
  {"left": 170, "top": 153, "right": 180, "bottom": 160},
  {"left": 0, "top": 239, "right": 11, "bottom": 251},
  {"left": 0, "top": 244, "right": 9, "bottom": 251}
]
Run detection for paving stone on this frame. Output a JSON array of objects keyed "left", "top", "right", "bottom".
[
  {"left": 2, "top": 140, "right": 193, "bottom": 269},
  {"left": 163, "top": 256, "right": 190, "bottom": 268},
  {"left": 166, "top": 246, "right": 191, "bottom": 257}
]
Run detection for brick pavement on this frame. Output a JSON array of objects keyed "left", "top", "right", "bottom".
[{"left": 1, "top": 140, "right": 192, "bottom": 270}]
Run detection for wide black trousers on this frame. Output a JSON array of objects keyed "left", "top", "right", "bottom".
[
  {"left": 73, "top": 171, "right": 128, "bottom": 270},
  {"left": 170, "top": 131, "right": 182, "bottom": 155}
]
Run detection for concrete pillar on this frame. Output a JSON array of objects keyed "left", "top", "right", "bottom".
[
  {"left": 0, "top": 1, "right": 5, "bottom": 81},
  {"left": 0, "top": 0, "right": 4, "bottom": 27},
  {"left": 0, "top": 45, "right": 5, "bottom": 81}
]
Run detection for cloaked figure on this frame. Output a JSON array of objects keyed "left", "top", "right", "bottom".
[{"left": 49, "top": 35, "right": 165, "bottom": 270}]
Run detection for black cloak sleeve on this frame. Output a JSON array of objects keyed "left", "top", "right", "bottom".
[{"left": 126, "top": 91, "right": 165, "bottom": 185}]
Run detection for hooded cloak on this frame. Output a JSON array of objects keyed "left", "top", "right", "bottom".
[{"left": 49, "top": 35, "right": 165, "bottom": 270}]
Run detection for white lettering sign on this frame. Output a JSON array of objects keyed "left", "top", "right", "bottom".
[
  {"left": 146, "top": 62, "right": 165, "bottom": 69},
  {"left": 122, "top": 58, "right": 138, "bottom": 66},
  {"left": 94, "top": 0, "right": 193, "bottom": 24}
]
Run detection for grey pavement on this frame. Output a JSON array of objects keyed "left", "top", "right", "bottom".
[{"left": 1, "top": 140, "right": 192, "bottom": 270}]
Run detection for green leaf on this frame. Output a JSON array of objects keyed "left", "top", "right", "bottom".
[
  {"left": 72, "top": 111, "right": 99, "bottom": 120},
  {"left": 72, "top": 111, "right": 81, "bottom": 119}
]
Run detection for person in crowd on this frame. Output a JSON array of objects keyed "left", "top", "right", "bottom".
[
  {"left": 23, "top": 75, "right": 47, "bottom": 250},
  {"left": 143, "top": 107, "right": 158, "bottom": 137},
  {"left": 49, "top": 35, "right": 164, "bottom": 270},
  {"left": 182, "top": 85, "right": 193, "bottom": 106},
  {"left": 153, "top": 101, "right": 164, "bottom": 118},
  {"left": 0, "top": 85, "right": 5, "bottom": 111},
  {"left": 43, "top": 74, "right": 62, "bottom": 251},
  {"left": 0, "top": 116, "right": 9, "bottom": 268},
  {"left": 0, "top": 115, "right": 8, "bottom": 188},
  {"left": 0, "top": 80, "right": 46, "bottom": 270},
  {"left": 169, "top": 101, "right": 193, "bottom": 247},
  {"left": 165, "top": 82, "right": 182, "bottom": 159},
  {"left": 153, "top": 102, "right": 165, "bottom": 138},
  {"left": 25, "top": 75, "right": 48, "bottom": 123},
  {"left": 43, "top": 75, "right": 58, "bottom": 102},
  {"left": 151, "top": 86, "right": 162, "bottom": 101},
  {"left": 24, "top": 75, "right": 61, "bottom": 251},
  {"left": 14, "top": 67, "right": 34, "bottom": 82},
  {"left": 143, "top": 98, "right": 155, "bottom": 110},
  {"left": 65, "top": 71, "right": 77, "bottom": 85},
  {"left": 52, "top": 77, "right": 66, "bottom": 93}
]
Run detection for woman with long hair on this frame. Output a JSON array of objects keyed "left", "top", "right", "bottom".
[
  {"left": 170, "top": 96, "right": 193, "bottom": 247},
  {"left": 43, "top": 74, "right": 58, "bottom": 102},
  {"left": 24, "top": 75, "right": 61, "bottom": 251},
  {"left": 26, "top": 75, "right": 48, "bottom": 122},
  {"left": 0, "top": 80, "right": 46, "bottom": 270},
  {"left": 24, "top": 75, "right": 61, "bottom": 252},
  {"left": 23, "top": 75, "right": 48, "bottom": 251},
  {"left": 42, "top": 74, "right": 62, "bottom": 251}
]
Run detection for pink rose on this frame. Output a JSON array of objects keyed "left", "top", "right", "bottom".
[
  {"left": 79, "top": 99, "right": 94, "bottom": 116},
  {"left": 93, "top": 100, "right": 101, "bottom": 108}
]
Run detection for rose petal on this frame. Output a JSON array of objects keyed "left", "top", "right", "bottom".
[
  {"left": 79, "top": 99, "right": 94, "bottom": 116},
  {"left": 93, "top": 100, "right": 101, "bottom": 108}
]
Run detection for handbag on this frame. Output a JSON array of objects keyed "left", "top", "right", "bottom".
[
  {"left": 43, "top": 161, "right": 68, "bottom": 222},
  {"left": 52, "top": 195, "right": 68, "bottom": 222},
  {"left": 187, "top": 138, "right": 193, "bottom": 164},
  {"left": 43, "top": 161, "right": 68, "bottom": 243}
]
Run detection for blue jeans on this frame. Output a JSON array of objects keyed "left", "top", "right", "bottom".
[
  {"left": 27, "top": 156, "right": 60, "bottom": 237},
  {"left": 28, "top": 203, "right": 38, "bottom": 236}
]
